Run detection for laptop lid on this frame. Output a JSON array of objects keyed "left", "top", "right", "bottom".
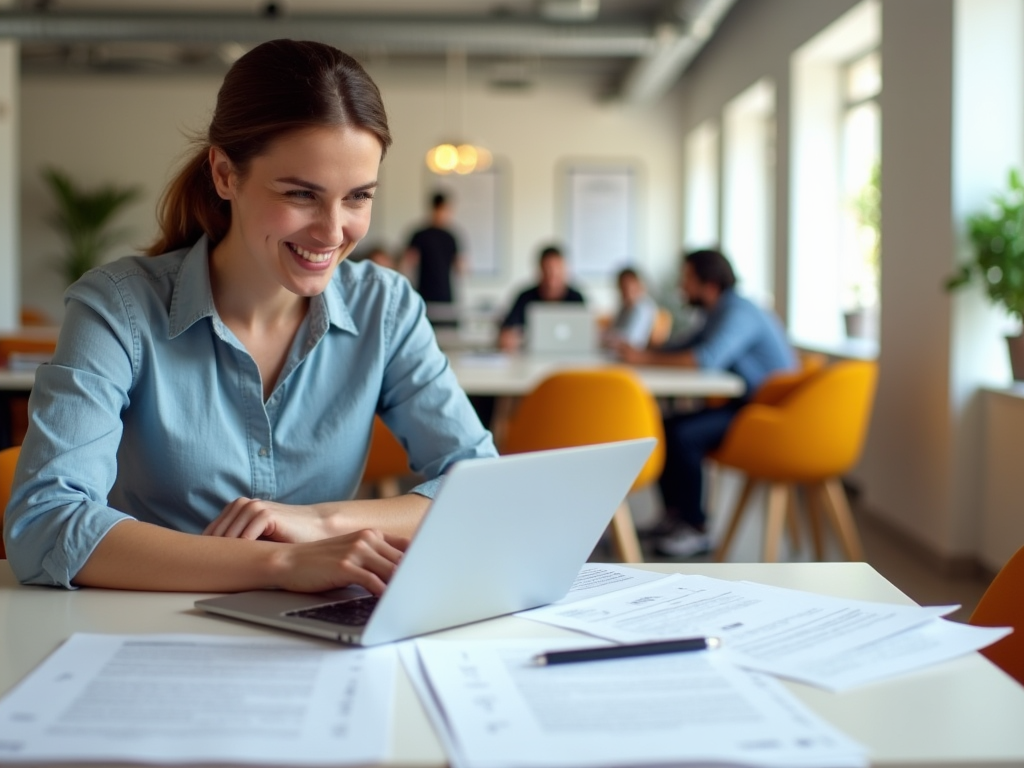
[
  {"left": 195, "top": 438, "right": 655, "bottom": 646},
  {"left": 525, "top": 304, "right": 597, "bottom": 354}
]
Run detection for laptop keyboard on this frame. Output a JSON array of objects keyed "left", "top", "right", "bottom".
[{"left": 285, "top": 596, "right": 380, "bottom": 626}]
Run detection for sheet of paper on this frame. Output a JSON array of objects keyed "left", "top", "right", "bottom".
[
  {"left": 515, "top": 563, "right": 668, "bottom": 612},
  {"left": 411, "top": 637, "right": 868, "bottom": 768},
  {"left": 767, "top": 617, "right": 1013, "bottom": 691},
  {"left": 0, "top": 633, "right": 395, "bottom": 765},
  {"left": 519, "top": 574, "right": 954, "bottom": 687}
]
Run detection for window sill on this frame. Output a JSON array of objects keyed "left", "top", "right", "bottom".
[{"left": 791, "top": 336, "right": 878, "bottom": 361}]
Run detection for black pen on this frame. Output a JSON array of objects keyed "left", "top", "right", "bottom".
[{"left": 532, "top": 637, "right": 721, "bottom": 666}]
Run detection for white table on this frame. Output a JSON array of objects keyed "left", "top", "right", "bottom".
[
  {"left": 448, "top": 351, "right": 745, "bottom": 398},
  {"left": 2, "top": 560, "right": 1022, "bottom": 767}
]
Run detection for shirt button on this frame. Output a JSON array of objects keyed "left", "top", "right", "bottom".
[{"left": 258, "top": 447, "right": 269, "bottom": 457}]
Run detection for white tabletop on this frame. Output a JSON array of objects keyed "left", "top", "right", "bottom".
[
  {"left": 2, "top": 560, "right": 1022, "bottom": 767},
  {"left": 448, "top": 351, "right": 745, "bottom": 398},
  {"left": 0, "top": 368, "right": 35, "bottom": 391}
]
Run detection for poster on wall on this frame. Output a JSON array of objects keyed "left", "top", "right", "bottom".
[
  {"left": 565, "top": 165, "right": 636, "bottom": 278},
  {"left": 432, "top": 167, "right": 502, "bottom": 277}
]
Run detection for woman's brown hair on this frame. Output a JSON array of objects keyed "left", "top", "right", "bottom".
[{"left": 146, "top": 39, "right": 391, "bottom": 256}]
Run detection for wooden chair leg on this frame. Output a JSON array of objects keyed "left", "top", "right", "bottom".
[
  {"left": 763, "top": 482, "right": 789, "bottom": 563},
  {"left": 714, "top": 477, "right": 756, "bottom": 562},
  {"left": 802, "top": 483, "right": 826, "bottom": 561},
  {"left": 376, "top": 477, "right": 401, "bottom": 499},
  {"left": 819, "top": 478, "right": 866, "bottom": 561},
  {"left": 785, "top": 483, "right": 801, "bottom": 554},
  {"left": 609, "top": 501, "right": 644, "bottom": 564}
]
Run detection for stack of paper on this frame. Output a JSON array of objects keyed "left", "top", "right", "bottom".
[
  {"left": 518, "top": 570, "right": 1011, "bottom": 691},
  {"left": 0, "top": 634, "right": 396, "bottom": 765},
  {"left": 404, "top": 638, "right": 870, "bottom": 768}
]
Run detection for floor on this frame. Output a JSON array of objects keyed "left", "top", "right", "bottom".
[{"left": 603, "top": 472, "right": 994, "bottom": 624}]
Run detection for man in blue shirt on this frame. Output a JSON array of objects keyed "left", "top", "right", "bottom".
[{"left": 617, "top": 249, "right": 796, "bottom": 558}]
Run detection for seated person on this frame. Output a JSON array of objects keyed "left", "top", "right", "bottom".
[
  {"left": 602, "top": 267, "right": 658, "bottom": 349},
  {"left": 364, "top": 243, "right": 397, "bottom": 270},
  {"left": 4, "top": 40, "right": 496, "bottom": 592},
  {"left": 616, "top": 248, "right": 797, "bottom": 558},
  {"left": 498, "top": 245, "right": 585, "bottom": 352}
]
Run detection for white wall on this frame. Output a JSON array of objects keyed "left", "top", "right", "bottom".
[
  {"left": 0, "top": 30, "right": 18, "bottom": 332},
  {"left": 18, "top": 61, "right": 684, "bottom": 322}
]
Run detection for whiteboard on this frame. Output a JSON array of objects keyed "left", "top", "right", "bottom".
[{"left": 565, "top": 165, "right": 636, "bottom": 277}]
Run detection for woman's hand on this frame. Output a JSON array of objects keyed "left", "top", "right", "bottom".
[
  {"left": 204, "top": 497, "right": 336, "bottom": 543},
  {"left": 275, "top": 529, "right": 410, "bottom": 595}
]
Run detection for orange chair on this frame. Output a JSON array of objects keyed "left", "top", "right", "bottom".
[
  {"left": 502, "top": 368, "right": 665, "bottom": 563},
  {"left": 710, "top": 360, "right": 878, "bottom": 562},
  {"left": 360, "top": 416, "right": 412, "bottom": 498},
  {"left": 0, "top": 445, "right": 20, "bottom": 559},
  {"left": 970, "top": 545, "right": 1024, "bottom": 686}
]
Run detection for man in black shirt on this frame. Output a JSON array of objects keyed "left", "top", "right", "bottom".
[
  {"left": 404, "top": 192, "right": 460, "bottom": 305},
  {"left": 498, "top": 245, "right": 585, "bottom": 351}
]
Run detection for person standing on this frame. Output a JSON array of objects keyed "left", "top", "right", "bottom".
[
  {"left": 404, "top": 192, "right": 461, "bottom": 307},
  {"left": 616, "top": 249, "right": 796, "bottom": 558}
]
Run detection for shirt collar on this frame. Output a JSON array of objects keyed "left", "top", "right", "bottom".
[
  {"left": 168, "top": 237, "right": 218, "bottom": 339},
  {"left": 167, "top": 236, "right": 359, "bottom": 339}
]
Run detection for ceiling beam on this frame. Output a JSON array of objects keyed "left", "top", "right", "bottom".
[{"left": 0, "top": 11, "right": 653, "bottom": 58}]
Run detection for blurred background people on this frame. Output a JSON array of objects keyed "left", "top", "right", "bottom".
[
  {"left": 498, "top": 245, "right": 585, "bottom": 352},
  {"left": 617, "top": 248, "right": 796, "bottom": 559},
  {"left": 403, "top": 191, "right": 461, "bottom": 311},
  {"left": 603, "top": 267, "right": 658, "bottom": 350}
]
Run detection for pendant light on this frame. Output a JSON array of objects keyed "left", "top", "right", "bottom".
[{"left": 425, "top": 48, "right": 492, "bottom": 175}]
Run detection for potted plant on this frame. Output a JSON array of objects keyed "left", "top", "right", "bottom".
[
  {"left": 42, "top": 167, "right": 142, "bottom": 286},
  {"left": 947, "top": 168, "right": 1024, "bottom": 380}
]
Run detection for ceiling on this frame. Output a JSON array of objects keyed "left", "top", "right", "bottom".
[{"left": 0, "top": 0, "right": 736, "bottom": 103}]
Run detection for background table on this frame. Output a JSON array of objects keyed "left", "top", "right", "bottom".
[
  {"left": 2, "top": 560, "right": 1022, "bottom": 767},
  {"left": 448, "top": 351, "right": 745, "bottom": 398}
]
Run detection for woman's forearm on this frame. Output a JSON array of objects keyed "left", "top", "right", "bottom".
[{"left": 321, "top": 493, "right": 432, "bottom": 539}]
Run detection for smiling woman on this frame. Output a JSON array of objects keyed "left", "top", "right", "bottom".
[{"left": 3, "top": 39, "right": 497, "bottom": 594}]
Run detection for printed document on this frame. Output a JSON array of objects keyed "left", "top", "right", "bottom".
[
  {"left": 516, "top": 563, "right": 668, "bottom": 609},
  {"left": 770, "top": 616, "right": 1012, "bottom": 690},
  {"left": 0, "top": 633, "right": 395, "bottom": 765},
  {"left": 519, "top": 574, "right": 955, "bottom": 688},
  {"left": 408, "top": 637, "right": 868, "bottom": 768}
]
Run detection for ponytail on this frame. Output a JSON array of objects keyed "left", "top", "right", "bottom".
[{"left": 146, "top": 147, "right": 230, "bottom": 256}]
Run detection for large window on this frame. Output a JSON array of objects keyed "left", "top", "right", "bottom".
[
  {"left": 683, "top": 120, "right": 719, "bottom": 250},
  {"left": 722, "top": 79, "right": 776, "bottom": 308},
  {"left": 790, "top": 0, "right": 881, "bottom": 350},
  {"left": 839, "top": 50, "right": 880, "bottom": 337}
]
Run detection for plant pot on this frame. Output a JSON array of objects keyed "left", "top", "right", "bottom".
[
  {"left": 1006, "top": 334, "right": 1024, "bottom": 381},
  {"left": 844, "top": 308, "right": 878, "bottom": 340}
]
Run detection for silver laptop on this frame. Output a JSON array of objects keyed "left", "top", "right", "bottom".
[
  {"left": 526, "top": 304, "right": 598, "bottom": 354},
  {"left": 195, "top": 438, "right": 655, "bottom": 646}
]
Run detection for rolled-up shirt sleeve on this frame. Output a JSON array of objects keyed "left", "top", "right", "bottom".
[
  {"left": 5, "top": 271, "right": 137, "bottom": 587},
  {"left": 376, "top": 278, "right": 496, "bottom": 498}
]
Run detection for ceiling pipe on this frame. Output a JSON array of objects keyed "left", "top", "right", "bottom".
[
  {"left": 0, "top": 11, "right": 652, "bottom": 58},
  {"left": 619, "top": 0, "right": 735, "bottom": 105}
]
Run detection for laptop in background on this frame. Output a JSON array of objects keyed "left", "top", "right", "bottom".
[
  {"left": 195, "top": 438, "right": 656, "bottom": 646},
  {"left": 526, "top": 304, "right": 598, "bottom": 355}
]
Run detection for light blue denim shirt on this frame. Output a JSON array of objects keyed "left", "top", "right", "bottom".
[
  {"left": 666, "top": 289, "right": 797, "bottom": 395},
  {"left": 5, "top": 237, "right": 496, "bottom": 588}
]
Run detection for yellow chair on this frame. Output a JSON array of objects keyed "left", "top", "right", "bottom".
[
  {"left": 502, "top": 367, "right": 665, "bottom": 563},
  {"left": 360, "top": 416, "right": 412, "bottom": 498},
  {"left": 710, "top": 360, "right": 878, "bottom": 563},
  {"left": 970, "top": 545, "right": 1024, "bottom": 686},
  {"left": 0, "top": 445, "right": 20, "bottom": 559}
]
